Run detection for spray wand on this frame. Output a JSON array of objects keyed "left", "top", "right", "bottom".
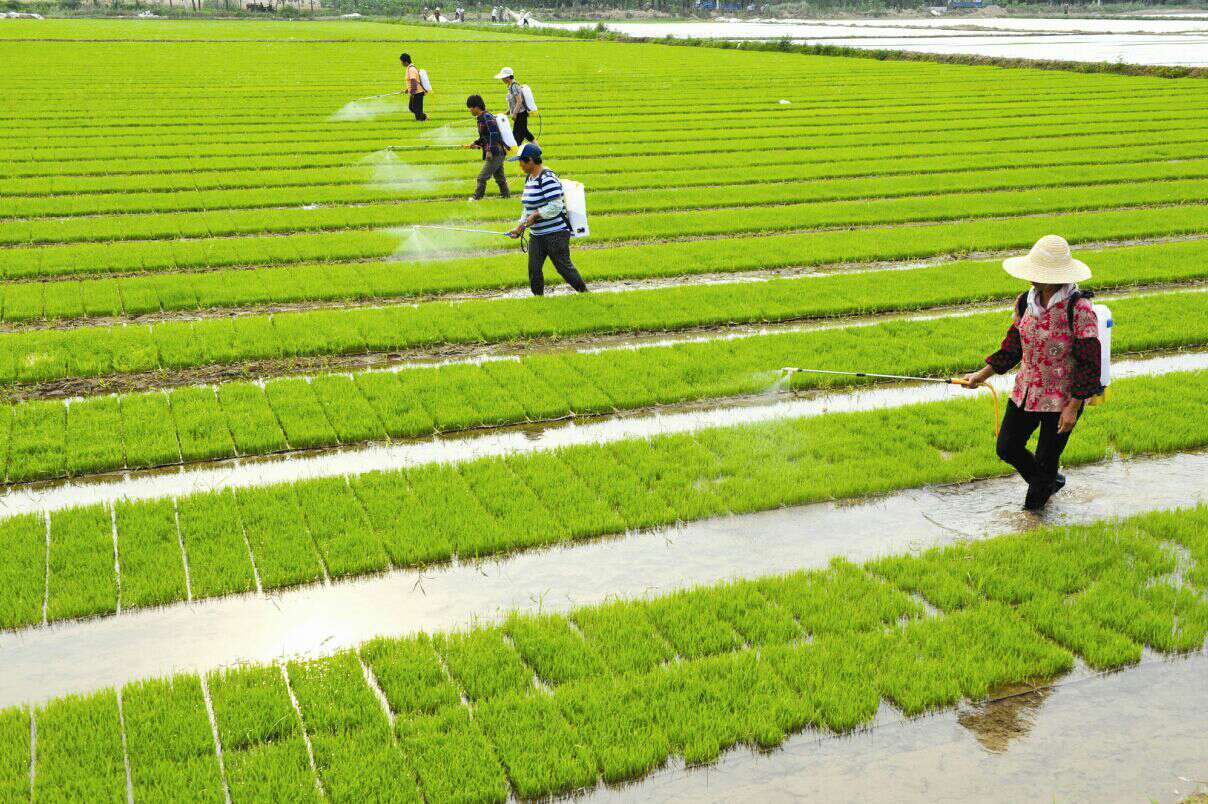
[
  {"left": 412, "top": 224, "right": 528, "bottom": 252},
  {"left": 779, "top": 367, "right": 1001, "bottom": 436}
]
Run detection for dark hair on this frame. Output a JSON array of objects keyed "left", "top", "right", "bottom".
[
  {"left": 399, "top": 53, "right": 411, "bottom": 63},
  {"left": 466, "top": 94, "right": 485, "bottom": 110},
  {"left": 520, "top": 154, "right": 542, "bottom": 164}
]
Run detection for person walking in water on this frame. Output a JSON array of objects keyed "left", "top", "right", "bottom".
[
  {"left": 963, "top": 235, "right": 1101, "bottom": 511},
  {"left": 495, "top": 67, "right": 536, "bottom": 145},
  {"left": 400, "top": 53, "right": 427, "bottom": 122},
  {"left": 464, "top": 94, "right": 510, "bottom": 201},
  {"left": 507, "top": 143, "right": 588, "bottom": 296}
]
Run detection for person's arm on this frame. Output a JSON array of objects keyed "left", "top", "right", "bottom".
[
  {"left": 1060, "top": 301, "right": 1101, "bottom": 433},
  {"left": 963, "top": 320, "right": 1021, "bottom": 388}
]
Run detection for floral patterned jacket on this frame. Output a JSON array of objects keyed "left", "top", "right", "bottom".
[{"left": 985, "top": 288, "right": 1101, "bottom": 413}]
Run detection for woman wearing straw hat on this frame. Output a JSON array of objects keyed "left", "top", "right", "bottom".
[{"left": 964, "top": 235, "right": 1102, "bottom": 511}]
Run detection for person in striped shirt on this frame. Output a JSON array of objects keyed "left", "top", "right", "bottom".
[{"left": 507, "top": 143, "right": 588, "bottom": 296}]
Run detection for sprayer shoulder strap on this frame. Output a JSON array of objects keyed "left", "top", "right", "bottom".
[{"left": 1066, "top": 290, "right": 1093, "bottom": 333}]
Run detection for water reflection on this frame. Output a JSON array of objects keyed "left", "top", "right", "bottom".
[{"left": 956, "top": 685, "right": 1053, "bottom": 754}]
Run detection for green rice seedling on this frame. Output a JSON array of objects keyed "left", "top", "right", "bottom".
[
  {"left": 121, "top": 675, "right": 224, "bottom": 802},
  {"left": 168, "top": 386, "right": 236, "bottom": 463},
  {"left": 395, "top": 707, "right": 509, "bottom": 804},
  {"left": 478, "top": 360, "right": 574, "bottom": 422},
  {"left": 359, "top": 634, "right": 461, "bottom": 717},
  {"left": 309, "top": 375, "right": 388, "bottom": 445},
  {"left": 348, "top": 472, "right": 453, "bottom": 567},
  {"left": 522, "top": 355, "right": 617, "bottom": 416},
  {"left": 1017, "top": 593, "right": 1142, "bottom": 671},
  {"left": 6, "top": 399, "right": 65, "bottom": 483},
  {"left": 233, "top": 485, "right": 325, "bottom": 589},
  {"left": 114, "top": 497, "right": 187, "bottom": 609},
  {"left": 433, "top": 627, "right": 534, "bottom": 702},
  {"left": 573, "top": 598, "right": 677, "bottom": 675},
  {"left": 46, "top": 504, "right": 116, "bottom": 622},
  {"left": 757, "top": 560, "right": 923, "bottom": 637},
  {"left": 0, "top": 706, "right": 30, "bottom": 800},
  {"left": 764, "top": 632, "right": 886, "bottom": 733},
  {"left": 504, "top": 612, "right": 609, "bottom": 687},
  {"left": 34, "top": 690, "right": 125, "bottom": 802},
  {"left": 263, "top": 378, "right": 339, "bottom": 449},
  {"left": 394, "top": 365, "right": 483, "bottom": 432},
  {"left": 293, "top": 478, "right": 390, "bottom": 578},
  {"left": 557, "top": 673, "right": 672, "bottom": 784},
  {"left": 352, "top": 371, "right": 435, "bottom": 440},
  {"left": 554, "top": 446, "right": 681, "bottom": 530},
  {"left": 222, "top": 739, "right": 321, "bottom": 803},
  {"left": 0, "top": 513, "right": 45, "bottom": 629},
  {"left": 64, "top": 396, "right": 125, "bottom": 477},
  {"left": 1075, "top": 570, "right": 1208, "bottom": 653},
  {"left": 458, "top": 457, "right": 572, "bottom": 551},
  {"left": 176, "top": 490, "right": 257, "bottom": 599},
  {"left": 287, "top": 653, "right": 421, "bottom": 802},
  {"left": 644, "top": 588, "right": 745, "bottom": 660},
  {"left": 1131, "top": 505, "right": 1208, "bottom": 591},
  {"left": 216, "top": 382, "right": 289, "bottom": 456},
  {"left": 207, "top": 664, "right": 299, "bottom": 751},
  {"left": 503, "top": 452, "right": 627, "bottom": 541},
  {"left": 868, "top": 554, "right": 980, "bottom": 612},
  {"left": 119, "top": 391, "right": 181, "bottom": 469},
  {"left": 702, "top": 580, "right": 802, "bottom": 646},
  {"left": 474, "top": 690, "right": 598, "bottom": 798},
  {"left": 404, "top": 462, "right": 510, "bottom": 559},
  {"left": 0, "top": 406, "right": 10, "bottom": 480},
  {"left": 436, "top": 363, "right": 528, "bottom": 428}
]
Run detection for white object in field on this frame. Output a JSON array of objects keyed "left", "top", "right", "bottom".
[
  {"left": 562, "top": 179, "right": 588, "bottom": 238},
  {"left": 779, "top": 99, "right": 791, "bottom": 104},
  {"left": 418, "top": 69, "right": 432, "bottom": 92},
  {"left": 495, "top": 113, "right": 518, "bottom": 149},
  {"left": 1093, "top": 303, "right": 1112, "bottom": 387},
  {"left": 521, "top": 84, "right": 538, "bottom": 112}
]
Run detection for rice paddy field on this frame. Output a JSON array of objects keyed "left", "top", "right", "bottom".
[{"left": 1, "top": 16, "right": 1207, "bottom": 802}]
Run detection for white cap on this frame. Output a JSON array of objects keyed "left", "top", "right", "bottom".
[{"left": 494, "top": 67, "right": 514, "bottom": 79}]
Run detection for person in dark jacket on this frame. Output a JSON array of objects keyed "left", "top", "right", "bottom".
[
  {"left": 963, "top": 235, "right": 1101, "bottom": 512},
  {"left": 463, "top": 94, "right": 510, "bottom": 201}
]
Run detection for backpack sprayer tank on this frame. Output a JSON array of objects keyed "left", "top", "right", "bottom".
[
  {"left": 561, "top": 179, "right": 588, "bottom": 237},
  {"left": 495, "top": 113, "right": 519, "bottom": 150}
]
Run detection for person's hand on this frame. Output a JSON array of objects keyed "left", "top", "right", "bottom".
[
  {"left": 1058, "top": 402, "right": 1081, "bottom": 434},
  {"left": 960, "top": 373, "right": 983, "bottom": 389},
  {"left": 508, "top": 225, "right": 524, "bottom": 238},
  {"left": 463, "top": 143, "right": 475, "bottom": 149}
]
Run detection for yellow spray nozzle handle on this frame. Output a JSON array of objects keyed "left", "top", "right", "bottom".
[{"left": 950, "top": 379, "right": 1001, "bottom": 437}]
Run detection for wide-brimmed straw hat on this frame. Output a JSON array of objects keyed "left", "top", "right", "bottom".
[{"left": 1003, "top": 235, "right": 1091, "bottom": 284}]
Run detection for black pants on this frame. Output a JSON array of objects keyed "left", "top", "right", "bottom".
[
  {"left": 408, "top": 93, "right": 427, "bottom": 121},
  {"left": 528, "top": 231, "right": 587, "bottom": 296},
  {"left": 996, "top": 399, "right": 1078, "bottom": 487},
  {"left": 512, "top": 111, "right": 535, "bottom": 143}
]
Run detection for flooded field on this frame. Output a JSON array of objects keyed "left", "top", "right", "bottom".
[{"left": 1, "top": 17, "right": 1206, "bottom": 802}]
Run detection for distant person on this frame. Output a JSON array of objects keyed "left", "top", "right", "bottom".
[
  {"left": 464, "top": 94, "right": 510, "bottom": 201},
  {"left": 433, "top": 6, "right": 442, "bottom": 21},
  {"left": 490, "top": 5, "right": 499, "bottom": 21},
  {"left": 963, "top": 235, "right": 1101, "bottom": 511},
  {"left": 455, "top": 6, "right": 464, "bottom": 21},
  {"left": 507, "top": 143, "right": 588, "bottom": 296},
  {"left": 496, "top": 67, "right": 536, "bottom": 144},
  {"left": 400, "top": 53, "right": 428, "bottom": 122}
]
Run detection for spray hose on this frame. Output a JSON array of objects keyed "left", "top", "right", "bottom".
[
  {"left": 411, "top": 224, "right": 528, "bottom": 252},
  {"left": 779, "top": 367, "right": 1001, "bottom": 437}
]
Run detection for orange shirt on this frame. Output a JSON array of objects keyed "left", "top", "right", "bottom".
[{"left": 406, "top": 64, "right": 424, "bottom": 95}]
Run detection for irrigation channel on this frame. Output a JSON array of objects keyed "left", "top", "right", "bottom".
[
  {"left": 1, "top": 351, "right": 1202, "bottom": 516},
  {"left": 3, "top": 450, "right": 1205, "bottom": 710}
]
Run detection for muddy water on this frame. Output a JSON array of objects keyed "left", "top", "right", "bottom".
[
  {"left": 580, "top": 653, "right": 1208, "bottom": 803},
  {"left": 2, "top": 450, "right": 1206, "bottom": 709},
  {"left": 1, "top": 351, "right": 1203, "bottom": 519}
]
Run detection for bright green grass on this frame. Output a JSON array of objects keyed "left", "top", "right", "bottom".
[
  {"left": 5, "top": 368, "right": 1208, "bottom": 630},
  {"left": 9, "top": 505, "right": 1208, "bottom": 798}
]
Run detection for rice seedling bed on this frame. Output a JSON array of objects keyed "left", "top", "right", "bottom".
[
  {"left": 6, "top": 504, "right": 1207, "bottom": 798},
  {"left": 0, "top": 287, "right": 1203, "bottom": 486},
  {"left": 2, "top": 238, "right": 1206, "bottom": 392},
  {"left": 2, "top": 367, "right": 1207, "bottom": 631}
]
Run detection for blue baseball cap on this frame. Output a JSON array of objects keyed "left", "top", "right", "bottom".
[{"left": 507, "top": 143, "right": 541, "bottom": 162}]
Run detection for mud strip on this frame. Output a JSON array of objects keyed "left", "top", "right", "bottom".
[
  {"left": 0, "top": 351, "right": 1202, "bottom": 521},
  {"left": 0, "top": 450, "right": 1204, "bottom": 709},
  {"left": 5, "top": 283, "right": 1204, "bottom": 401},
  {"left": 579, "top": 653, "right": 1208, "bottom": 804}
]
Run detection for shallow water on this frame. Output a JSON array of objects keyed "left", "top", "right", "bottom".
[
  {"left": 579, "top": 652, "right": 1208, "bottom": 803},
  {"left": 549, "top": 17, "right": 1208, "bottom": 66},
  {"left": 2, "top": 449, "right": 1205, "bottom": 709},
  {"left": 0, "top": 350, "right": 1201, "bottom": 518}
]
